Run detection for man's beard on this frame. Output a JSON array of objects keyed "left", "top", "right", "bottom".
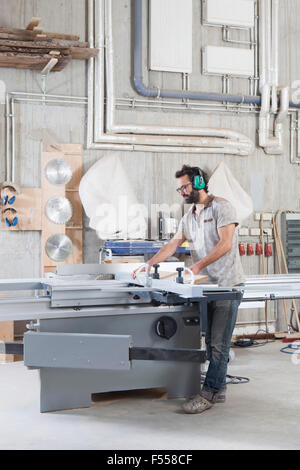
[{"left": 183, "top": 189, "right": 200, "bottom": 204}]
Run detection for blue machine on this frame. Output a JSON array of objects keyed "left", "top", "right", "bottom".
[{"left": 103, "top": 240, "right": 190, "bottom": 256}]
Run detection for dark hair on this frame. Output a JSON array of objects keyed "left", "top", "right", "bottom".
[{"left": 175, "top": 165, "right": 209, "bottom": 192}]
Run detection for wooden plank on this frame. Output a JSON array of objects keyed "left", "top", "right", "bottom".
[
  {"left": 0, "top": 33, "right": 85, "bottom": 47},
  {"left": 43, "top": 32, "right": 80, "bottom": 41},
  {"left": 0, "top": 37, "right": 88, "bottom": 49},
  {"left": 47, "top": 39, "right": 88, "bottom": 48},
  {"left": 32, "top": 28, "right": 44, "bottom": 35},
  {"left": 66, "top": 192, "right": 82, "bottom": 229},
  {"left": 41, "top": 151, "right": 66, "bottom": 269},
  {"left": 0, "top": 26, "right": 80, "bottom": 42},
  {"left": 69, "top": 47, "right": 98, "bottom": 59},
  {"left": 0, "top": 321, "right": 14, "bottom": 363},
  {"left": 48, "top": 143, "right": 82, "bottom": 155},
  {"left": 0, "top": 45, "right": 70, "bottom": 55},
  {"left": 35, "top": 34, "right": 50, "bottom": 41},
  {"left": 105, "top": 259, "right": 143, "bottom": 264},
  {"left": 64, "top": 156, "right": 83, "bottom": 187},
  {"left": 0, "top": 27, "right": 39, "bottom": 38},
  {"left": 0, "top": 40, "right": 95, "bottom": 64},
  {"left": 0, "top": 32, "right": 49, "bottom": 42},
  {"left": 0, "top": 52, "right": 71, "bottom": 72},
  {"left": 26, "top": 17, "right": 41, "bottom": 31},
  {"left": 43, "top": 266, "right": 56, "bottom": 273},
  {"left": 0, "top": 321, "right": 14, "bottom": 341},
  {"left": 159, "top": 271, "right": 209, "bottom": 284},
  {"left": 0, "top": 38, "right": 70, "bottom": 49},
  {"left": 0, "top": 52, "right": 59, "bottom": 70},
  {"left": 66, "top": 228, "right": 83, "bottom": 265},
  {"left": 42, "top": 146, "right": 83, "bottom": 272}
]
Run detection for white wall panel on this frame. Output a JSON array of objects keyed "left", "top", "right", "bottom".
[
  {"left": 203, "top": 45, "right": 255, "bottom": 77},
  {"left": 205, "top": 0, "right": 255, "bottom": 28},
  {"left": 149, "top": 0, "right": 193, "bottom": 73}
]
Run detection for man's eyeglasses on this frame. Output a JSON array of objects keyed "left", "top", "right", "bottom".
[{"left": 176, "top": 182, "right": 192, "bottom": 194}]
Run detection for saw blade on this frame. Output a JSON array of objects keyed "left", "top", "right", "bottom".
[
  {"left": 45, "top": 197, "right": 73, "bottom": 225},
  {"left": 45, "top": 159, "right": 73, "bottom": 185},
  {"left": 45, "top": 234, "right": 73, "bottom": 262}
]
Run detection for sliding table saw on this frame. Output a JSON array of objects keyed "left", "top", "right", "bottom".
[{"left": 0, "top": 263, "right": 300, "bottom": 413}]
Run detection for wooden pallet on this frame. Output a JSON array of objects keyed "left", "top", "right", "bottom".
[{"left": 0, "top": 322, "right": 25, "bottom": 363}]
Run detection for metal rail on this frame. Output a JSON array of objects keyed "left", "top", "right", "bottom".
[{"left": 0, "top": 274, "right": 299, "bottom": 322}]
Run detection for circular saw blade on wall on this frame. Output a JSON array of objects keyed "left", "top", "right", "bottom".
[
  {"left": 45, "top": 233, "right": 73, "bottom": 262},
  {"left": 45, "top": 159, "right": 73, "bottom": 186},
  {"left": 45, "top": 196, "right": 73, "bottom": 225}
]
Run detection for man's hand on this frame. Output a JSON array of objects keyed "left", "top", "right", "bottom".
[
  {"left": 131, "top": 234, "right": 186, "bottom": 280},
  {"left": 132, "top": 263, "right": 151, "bottom": 279},
  {"left": 186, "top": 263, "right": 202, "bottom": 276}
]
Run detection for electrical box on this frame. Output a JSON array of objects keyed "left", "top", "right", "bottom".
[
  {"left": 282, "top": 213, "right": 300, "bottom": 272},
  {"left": 239, "top": 227, "right": 249, "bottom": 236},
  {"left": 202, "top": 46, "right": 254, "bottom": 77},
  {"left": 204, "top": 0, "right": 255, "bottom": 28},
  {"left": 254, "top": 212, "right": 273, "bottom": 221},
  {"left": 149, "top": 0, "right": 193, "bottom": 73}
]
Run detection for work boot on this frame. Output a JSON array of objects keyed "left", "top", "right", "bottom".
[
  {"left": 215, "top": 386, "right": 227, "bottom": 403},
  {"left": 201, "top": 386, "right": 226, "bottom": 403},
  {"left": 182, "top": 394, "right": 214, "bottom": 414}
]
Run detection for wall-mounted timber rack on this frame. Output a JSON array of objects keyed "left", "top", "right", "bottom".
[{"left": 0, "top": 17, "right": 98, "bottom": 72}]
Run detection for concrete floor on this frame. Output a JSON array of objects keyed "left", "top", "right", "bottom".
[{"left": 0, "top": 341, "right": 299, "bottom": 450}]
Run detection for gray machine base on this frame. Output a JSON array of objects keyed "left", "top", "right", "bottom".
[
  {"left": 37, "top": 310, "right": 202, "bottom": 412},
  {"left": 39, "top": 362, "right": 201, "bottom": 413}
]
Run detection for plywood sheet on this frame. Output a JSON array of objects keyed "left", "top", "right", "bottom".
[
  {"left": 42, "top": 146, "right": 83, "bottom": 272},
  {"left": 41, "top": 152, "right": 66, "bottom": 269}
]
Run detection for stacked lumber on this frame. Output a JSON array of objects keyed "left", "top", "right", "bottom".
[{"left": 0, "top": 17, "right": 98, "bottom": 72}]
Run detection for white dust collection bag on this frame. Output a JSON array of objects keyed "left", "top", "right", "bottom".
[
  {"left": 79, "top": 154, "right": 147, "bottom": 239},
  {"left": 208, "top": 161, "right": 253, "bottom": 223}
]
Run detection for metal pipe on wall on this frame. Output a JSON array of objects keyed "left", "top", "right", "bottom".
[
  {"left": 290, "top": 112, "right": 300, "bottom": 165},
  {"left": 133, "top": 0, "right": 261, "bottom": 106},
  {"left": 259, "top": 85, "right": 289, "bottom": 155},
  {"left": 10, "top": 91, "right": 88, "bottom": 100},
  {"left": 133, "top": 0, "right": 299, "bottom": 109},
  {"left": 116, "top": 100, "right": 260, "bottom": 114},
  {"left": 103, "top": 0, "right": 254, "bottom": 155},
  {"left": 8, "top": 91, "right": 253, "bottom": 159},
  {"left": 272, "top": 0, "right": 279, "bottom": 89},
  {"left": 5, "top": 92, "right": 87, "bottom": 185},
  {"left": 266, "top": 0, "right": 272, "bottom": 86},
  {"left": 5, "top": 93, "right": 11, "bottom": 182},
  {"left": 11, "top": 99, "right": 15, "bottom": 182},
  {"left": 258, "top": 0, "right": 289, "bottom": 154},
  {"left": 86, "top": 0, "right": 255, "bottom": 154}
]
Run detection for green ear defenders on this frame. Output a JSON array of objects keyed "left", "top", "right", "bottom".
[{"left": 193, "top": 168, "right": 206, "bottom": 190}]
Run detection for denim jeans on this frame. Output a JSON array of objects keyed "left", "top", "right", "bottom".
[{"left": 202, "top": 293, "right": 243, "bottom": 398}]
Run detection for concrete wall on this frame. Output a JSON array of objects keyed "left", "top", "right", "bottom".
[{"left": 0, "top": 0, "right": 300, "bottom": 331}]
